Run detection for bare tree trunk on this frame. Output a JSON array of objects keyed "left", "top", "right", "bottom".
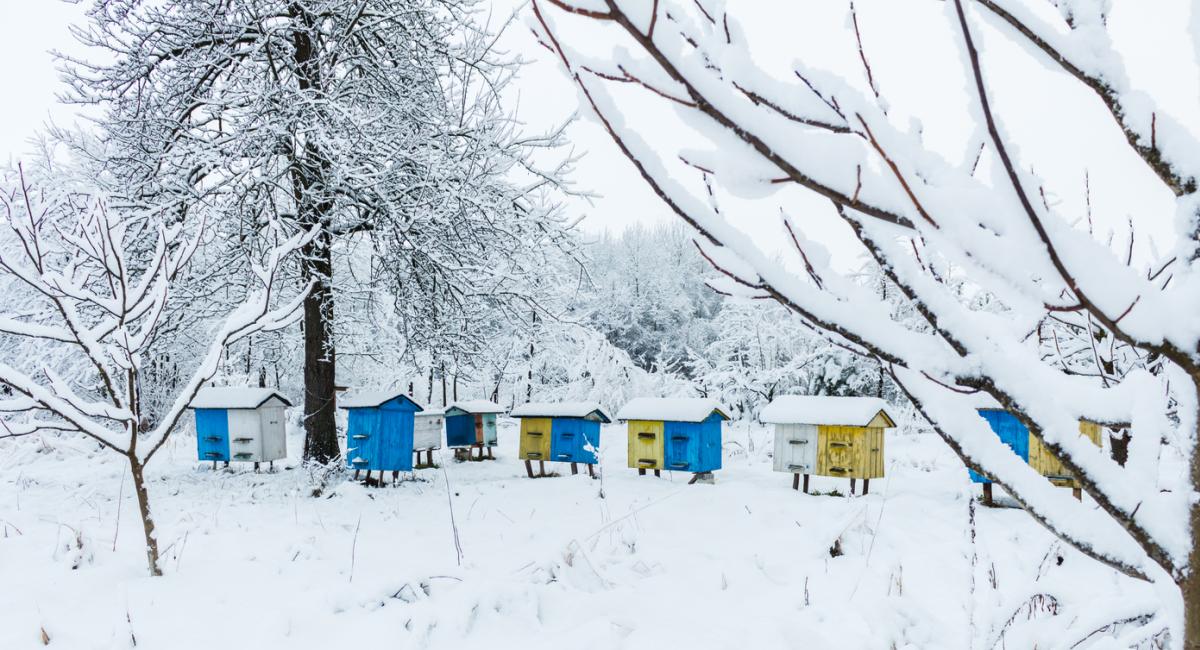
[
  {"left": 291, "top": 9, "right": 340, "bottom": 464},
  {"left": 128, "top": 455, "right": 162, "bottom": 577},
  {"left": 300, "top": 231, "right": 339, "bottom": 463}
]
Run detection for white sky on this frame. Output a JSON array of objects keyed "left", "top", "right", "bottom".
[{"left": 1, "top": 0, "right": 1194, "bottom": 270}]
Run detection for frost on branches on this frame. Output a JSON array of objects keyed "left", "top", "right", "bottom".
[
  {"left": 532, "top": 0, "right": 1200, "bottom": 645},
  {"left": 0, "top": 169, "right": 311, "bottom": 575}
]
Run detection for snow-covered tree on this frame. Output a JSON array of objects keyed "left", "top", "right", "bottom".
[
  {"left": 586, "top": 223, "right": 722, "bottom": 374},
  {"left": 692, "top": 300, "right": 887, "bottom": 418},
  {"left": 533, "top": 0, "right": 1200, "bottom": 645},
  {"left": 58, "top": 0, "right": 578, "bottom": 464},
  {"left": 0, "top": 168, "right": 310, "bottom": 576}
]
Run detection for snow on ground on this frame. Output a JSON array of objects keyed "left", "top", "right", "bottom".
[{"left": 0, "top": 419, "right": 1154, "bottom": 649}]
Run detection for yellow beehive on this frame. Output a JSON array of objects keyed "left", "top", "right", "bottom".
[
  {"left": 815, "top": 423, "right": 888, "bottom": 480},
  {"left": 517, "top": 417, "right": 552, "bottom": 462},
  {"left": 1028, "top": 419, "right": 1103, "bottom": 487},
  {"left": 626, "top": 420, "right": 665, "bottom": 470}
]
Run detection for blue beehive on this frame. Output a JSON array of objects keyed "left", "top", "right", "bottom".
[
  {"left": 664, "top": 415, "right": 725, "bottom": 473},
  {"left": 969, "top": 408, "right": 1030, "bottom": 484},
  {"left": 338, "top": 390, "right": 424, "bottom": 472}
]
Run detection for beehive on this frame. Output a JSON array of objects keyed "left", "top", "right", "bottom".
[
  {"left": 760, "top": 395, "right": 895, "bottom": 495},
  {"left": 971, "top": 409, "right": 1104, "bottom": 501},
  {"left": 339, "top": 390, "right": 424, "bottom": 473},
  {"left": 445, "top": 400, "right": 505, "bottom": 460},
  {"left": 510, "top": 402, "right": 610, "bottom": 477},
  {"left": 615, "top": 398, "right": 728, "bottom": 478},
  {"left": 188, "top": 387, "right": 291, "bottom": 468}
]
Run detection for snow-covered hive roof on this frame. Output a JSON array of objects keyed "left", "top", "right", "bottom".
[
  {"left": 189, "top": 386, "right": 292, "bottom": 409},
  {"left": 615, "top": 398, "right": 729, "bottom": 423},
  {"left": 415, "top": 406, "right": 446, "bottom": 416},
  {"left": 509, "top": 401, "right": 611, "bottom": 422},
  {"left": 446, "top": 400, "right": 506, "bottom": 415},
  {"left": 338, "top": 389, "right": 424, "bottom": 410},
  {"left": 759, "top": 396, "right": 896, "bottom": 427}
]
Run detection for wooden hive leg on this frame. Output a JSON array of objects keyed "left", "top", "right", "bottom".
[
  {"left": 365, "top": 470, "right": 372, "bottom": 485},
  {"left": 688, "top": 473, "right": 699, "bottom": 485},
  {"left": 792, "top": 473, "right": 800, "bottom": 491},
  {"left": 983, "top": 483, "right": 993, "bottom": 506},
  {"left": 487, "top": 447, "right": 494, "bottom": 460},
  {"left": 269, "top": 460, "right": 274, "bottom": 472},
  {"left": 354, "top": 469, "right": 360, "bottom": 480},
  {"left": 254, "top": 462, "right": 260, "bottom": 473},
  {"left": 1072, "top": 486, "right": 1082, "bottom": 501},
  {"left": 803, "top": 474, "right": 810, "bottom": 494},
  {"left": 863, "top": 479, "right": 870, "bottom": 495},
  {"left": 213, "top": 461, "right": 218, "bottom": 471},
  {"left": 392, "top": 470, "right": 399, "bottom": 486},
  {"left": 571, "top": 462, "right": 578, "bottom": 475},
  {"left": 654, "top": 469, "right": 661, "bottom": 478},
  {"left": 223, "top": 461, "right": 230, "bottom": 469},
  {"left": 427, "top": 449, "right": 434, "bottom": 466},
  {"left": 539, "top": 460, "right": 546, "bottom": 476},
  {"left": 850, "top": 478, "right": 856, "bottom": 495},
  {"left": 638, "top": 468, "right": 646, "bottom": 476},
  {"left": 587, "top": 464, "right": 595, "bottom": 478},
  {"left": 525, "top": 460, "right": 534, "bottom": 479}
]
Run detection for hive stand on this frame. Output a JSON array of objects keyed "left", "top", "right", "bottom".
[
  {"left": 980, "top": 482, "right": 1081, "bottom": 506},
  {"left": 413, "top": 448, "right": 436, "bottom": 469},
  {"left": 523, "top": 459, "right": 596, "bottom": 479},
  {"left": 790, "top": 472, "right": 869, "bottom": 495}
]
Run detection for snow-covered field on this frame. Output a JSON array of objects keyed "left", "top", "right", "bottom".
[{"left": 1, "top": 420, "right": 1155, "bottom": 649}]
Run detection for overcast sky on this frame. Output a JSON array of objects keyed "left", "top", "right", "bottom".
[{"left": 1, "top": 1, "right": 1194, "bottom": 269}]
